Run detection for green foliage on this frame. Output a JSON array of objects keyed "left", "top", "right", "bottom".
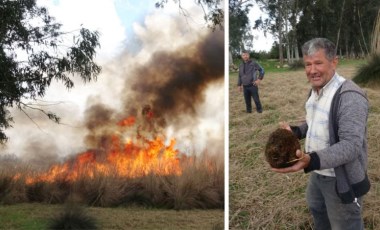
[
  {"left": 239, "top": 0, "right": 379, "bottom": 63},
  {"left": 353, "top": 54, "right": 380, "bottom": 85},
  {"left": 0, "top": 0, "right": 101, "bottom": 143},
  {"left": 229, "top": 0, "right": 253, "bottom": 54},
  {"left": 155, "top": 0, "right": 224, "bottom": 30},
  {"left": 296, "top": 0, "right": 378, "bottom": 56}
]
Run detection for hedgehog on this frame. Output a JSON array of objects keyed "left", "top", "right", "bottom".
[{"left": 265, "top": 128, "right": 301, "bottom": 168}]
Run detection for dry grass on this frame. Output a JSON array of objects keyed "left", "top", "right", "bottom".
[
  {"left": 0, "top": 154, "right": 224, "bottom": 210},
  {"left": 229, "top": 64, "right": 380, "bottom": 229}
]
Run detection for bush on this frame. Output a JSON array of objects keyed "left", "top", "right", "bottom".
[
  {"left": 48, "top": 205, "right": 98, "bottom": 230},
  {"left": 353, "top": 54, "right": 380, "bottom": 85},
  {"left": 72, "top": 173, "right": 125, "bottom": 207},
  {"left": 26, "top": 182, "right": 46, "bottom": 202},
  {"left": 288, "top": 59, "right": 305, "bottom": 70},
  {"left": 0, "top": 175, "right": 13, "bottom": 202}
]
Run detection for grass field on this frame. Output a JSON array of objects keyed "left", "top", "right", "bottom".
[
  {"left": 229, "top": 61, "right": 380, "bottom": 229},
  {"left": 0, "top": 203, "right": 224, "bottom": 229}
]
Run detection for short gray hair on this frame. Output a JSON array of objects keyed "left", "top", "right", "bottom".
[{"left": 302, "top": 38, "right": 336, "bottom": 61}]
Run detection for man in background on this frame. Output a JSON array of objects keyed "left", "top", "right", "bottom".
[{"left": 237, "top": 50, "right": 265, "bottom": 113}]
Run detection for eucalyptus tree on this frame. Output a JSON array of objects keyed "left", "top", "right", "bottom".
[
  {"left": 254, "top": 0, "right": 282, "bottom": 64},
  {"left": 0, "top": 0, "right": 101, "bottom": 143},
  {"left": 296, "top": 0, "right": 378, "bottom": 58},
  {"left": 155, "top": 0, "right": 224, "bottom": 30},
  {"left": 229, "top": 0, "right": 253, "bottom": 55},
  {"left": 372, "top": 8, "right": 380, "bottom": 54}
]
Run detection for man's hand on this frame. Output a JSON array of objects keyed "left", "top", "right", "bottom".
[
  {"left": 254, "top": 79, "right": 261, "bottom": 86},
  {"left": 271, "top": 150, "right": 310, "bottom": 173},
  {"left": 279, "top": 121, "right": 291, "bottom": 131},
  {"left": 238, "top": 85, "right": 242, "bottom": 92}
]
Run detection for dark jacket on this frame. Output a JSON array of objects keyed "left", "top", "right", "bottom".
[
  {"left": 237, "top": 60, "right": 265, "bottom": 86},
  {"left": 291, "top": 79, "right": 370, "bottom": 203}
]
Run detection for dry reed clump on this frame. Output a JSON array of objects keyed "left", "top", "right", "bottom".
[
  {"left": 47, "top": 205, "right": 98, "bottom": 230},
  {"left": 118, "top": 156, "right": 224, "bottom": 210},
  {"left": 265, "top": 128, "right": 301, "bottom": 168},
  {"left": 119, "top": 178, "right": 153, "bottom": 206},
  {"left": 72, "top": 172, "right": 126, "bottom": 207},
  {"left": 353, "top": 53, "right": 380, "bottom": 85},
  {"left": 0, "top": 175, "right": 13, "bottom": 201},
  {"left": 46, "top": 179, "right": 71, "bottom": 204},
  {"left": 26, "top": 181, "right": 47, "bottom": 202},
  {"left": 0, "top": 157, "right": 29, "bottom": 204},
  {"left": 0, "top": 153, "right": 224, "bottom": 210},
  {"left": 162, "top": 164, "right": 223, "bottom": 210},
  {"left": 0, "top": 176, "right": 28, "bottom": 205}
]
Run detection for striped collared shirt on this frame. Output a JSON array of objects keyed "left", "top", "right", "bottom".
[{"left": 305, "top": 73, "right": 346, "bottom": 177}]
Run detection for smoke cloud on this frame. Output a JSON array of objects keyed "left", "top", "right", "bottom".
[
  {"left": 84, "top": 30, "right": 224, "bottom": 153},
  {"left": 1, "top": 9, "right": 225, "bottom": 163}
]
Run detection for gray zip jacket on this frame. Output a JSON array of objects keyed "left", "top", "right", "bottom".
[
  {"left": 291, "top": 79, "right": 371, "bottom": 203},
  {"left": 237, "top": 60, "right": 265, "bottom": 86}
]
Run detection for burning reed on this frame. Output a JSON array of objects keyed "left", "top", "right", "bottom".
[
  {"left": 0, "top": 117, "right": 224, "bottom": 210},
  {"left": 0, "top": 30, "right": 224, "bottom": 210},
  {"left": 0, "top": 153, "right": 223, "bottom": 209}
]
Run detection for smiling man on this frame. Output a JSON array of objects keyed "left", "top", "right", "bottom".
[{"left": 274, "top": 38, "right": 371, "bottom": 230}]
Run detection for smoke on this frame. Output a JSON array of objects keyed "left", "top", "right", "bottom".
[
  {"left": 1, "top": 9, "right": 225, "bottom": 162},
  {"left": 83, "top": 30, "right": 224, "bottom": 154},
  {"left": 125, "top": 30, "right": 223, "bottom": 126}
]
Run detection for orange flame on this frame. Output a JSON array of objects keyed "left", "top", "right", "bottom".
[
  {"left": 25, "top": 115, "right": 183, "bottom": 185},
  {"left": 117, "top": 116, "right": 136, "bottom": 127}
]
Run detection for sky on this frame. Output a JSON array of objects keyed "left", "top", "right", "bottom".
[
  {"left": 1, "top": 0, "right": 225, "bottom": 162},
  {"left": 249, "top": 4, "right": 275, "bottom": 52}
]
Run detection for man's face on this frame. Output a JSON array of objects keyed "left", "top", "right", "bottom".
[
  {"left": 303, "top": 49, "right": 338, "bottom": 91},
  {"left": 241, "top": 52, "right": 249, "bottom": 62}
]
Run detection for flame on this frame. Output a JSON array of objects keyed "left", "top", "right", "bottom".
[
  {"left": 117, "top": 116, "right": 136, "bottom": 127},
  {"left": 25, "top": 115, "right": 183, "bottom": 185}
]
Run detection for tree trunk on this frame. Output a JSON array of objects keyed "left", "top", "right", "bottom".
[
  {"left": 295, "top": 44, "right": 300, "bottom": 60},
  {"left": 372, "top": 8, "right": 380, "bottom": 54},
  {"left": 278, "top": 5, "right": 284, "bottom": 67},
  {"left": 335, "top": 0, "right": 345, "bottom": 55},
  {"left": 358, "top": 9, "right": 369, "bottom": 55},
  {"left": 284, "top": 0, "right": 292, "bottom": 64},
  {"left": 345, "top": 34, "right": 349, "bottom": 58}
]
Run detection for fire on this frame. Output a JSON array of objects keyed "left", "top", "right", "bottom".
[
  {"left": 24, "top": 115, "right": 183, "bottom": 185},
  {"left": 117, "top": 116, "right": 136, "bottom": 127}
]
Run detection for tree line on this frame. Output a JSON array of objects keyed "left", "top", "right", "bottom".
[{"left": 230, "top": 0, "right": 380, "bottom": 65}]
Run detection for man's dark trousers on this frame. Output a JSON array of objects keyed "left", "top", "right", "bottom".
[{"left": 243, "top": 84, "right": 262, "bottom": 113}]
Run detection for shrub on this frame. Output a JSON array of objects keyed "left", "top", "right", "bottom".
[
  {"left": 26, "top": 182, "right": 46, "bottom": 202},
  {"left": 161, "top": 156, "right": 224, "bottom": 210},
  {"left": 0, "top": 175, "right": 13, "bottom": 202},
  {"left": 48, "top": 205, "right": 98, "bottom": 230},
  {"left": 353, "top": 54, "right": 380, "bottom": 85},
  {"left": 45, "top": 180, "right": 71, "bottom": 204},
  {"left": 72, "top": 173, "right": 125, "bottom": 207},
  {"left": 288, "top": 59, "right": 305, "bottom": 70}
]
